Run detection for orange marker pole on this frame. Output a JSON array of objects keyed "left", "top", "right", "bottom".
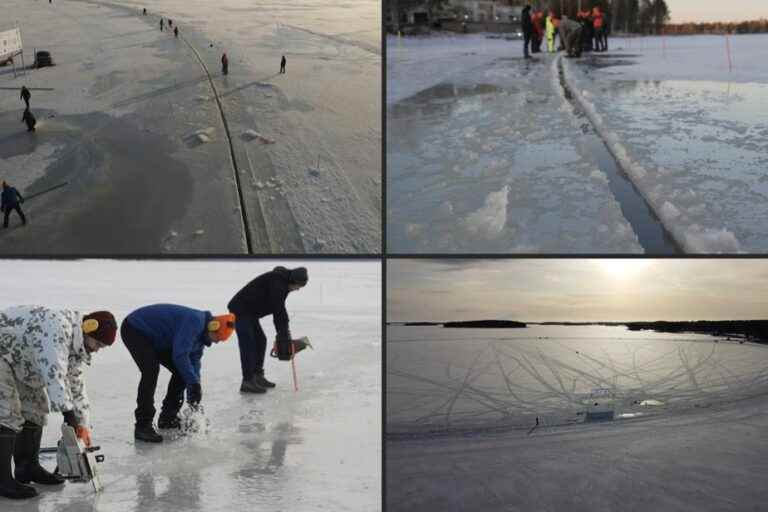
[
  {"left": 725, "top": 33, "right": 733, "bottom": 72},
  {"left": 290, "top": 342, "right": 299, "bottom": 392}
]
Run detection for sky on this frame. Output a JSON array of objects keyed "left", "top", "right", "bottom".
[
  {"left": 667, "top": 0, "right": 768, "bottom": 23},
  {"left": 387, "top": 259, "right": 768, "bottom": 323}
]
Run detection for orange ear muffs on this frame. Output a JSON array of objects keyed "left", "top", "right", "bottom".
[
  {"left": 83, "top": 318, "right": 99, "bottom": 334},
  {"left": 208, "top": 313, "right": 236, "bottom": 341}
]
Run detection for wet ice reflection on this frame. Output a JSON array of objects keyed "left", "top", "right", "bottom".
[{"left": 387, "top": 56, "right": 642, "bottom": 254}]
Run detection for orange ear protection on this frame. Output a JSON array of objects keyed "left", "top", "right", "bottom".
[
  {"left": 208, "top": 313, "right": 236, "bottom": 341},
  {"left": 82, "top": 318, "right": 100, "bottom": 334}
]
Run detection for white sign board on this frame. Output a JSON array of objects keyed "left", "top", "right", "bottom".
[{"left": 0, "top": 28, "right": 22, "bottom": 60}]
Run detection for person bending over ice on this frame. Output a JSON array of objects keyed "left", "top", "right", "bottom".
[
  {"left": 121, "top": 304, "right": 235, "bottom": 443},
  {"left": 560, "top": 15, "right": 584, "bottom": 58},
  {"left": 229, "top": 266, "right": 308, "bottom": 394},
  {"left": 0, "top": 307, "right": 116, "bottom": 500}
]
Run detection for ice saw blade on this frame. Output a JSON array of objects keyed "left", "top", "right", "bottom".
[{"left": 56, "top": 425, "right": 105, "bottom": 493}]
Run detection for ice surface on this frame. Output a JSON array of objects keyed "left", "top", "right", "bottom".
[
  {"left": 0, "top": 0, "right": 380, "bottom": 253},
  {"left": 387, "top": 324, "right": 768, "bottom": 511},
  {"left": 0, "top": 260, "right": 381, "bottom": 511},
  {"left": 387, "top": 36, "right": 642, "bottom": 253},
  {"left": 387, "top": 325, "right": 768, "bottom": 433},
  {"left": 562, "top": 35, "right": 768, "bottom": 252}
]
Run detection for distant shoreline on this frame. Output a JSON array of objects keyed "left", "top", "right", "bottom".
[{"left": 387, "top": 320, "right": 768, "bottom": 342}]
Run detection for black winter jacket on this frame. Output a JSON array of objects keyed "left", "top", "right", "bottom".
[
  {"left": 522, "top": 7, "right": 533, "bottom": 34},
  {"left": 228, "top": 267, "right": 291, "bottom": 340}
]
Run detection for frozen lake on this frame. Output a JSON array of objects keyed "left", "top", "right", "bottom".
[
  {"left": 0, "top": 0, "right": 380, "bottom": 253},
  {"left": 0, "top": 260, "right": 381, "bottom": 511},
  {"left": 387, "top": 323, "right": 768, "bottom": 511},
  {"left": 387, "top": 324, "right": 768, "bottom": 434},
  {"left": 387, "top": 34, "right": 768, "bottom": 254}
]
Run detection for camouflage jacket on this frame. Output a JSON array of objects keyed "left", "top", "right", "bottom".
[{"left": 0, "top": 306, "right": 92, "bottom": 426}]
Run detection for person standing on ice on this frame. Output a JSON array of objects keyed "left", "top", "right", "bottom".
[
  {"left": 221, "top": 52, "right": 229, "bottom": 75},
  {"left": 174, "top": 27, "right": 179, "bottom": 38},
  {"left": 521, "top": 4, "right": 533, "bottom": 59},
  {"left": 1, "top": 181, "right": 26, "bottom": 229},
  {"left": 160, "top": 18, "right": 164, "bottom": 31},
  {"left": 0, "top": 307, "right": 116, "bottom": 500},
  {"left": 545, "top": 11, "right": 556, "bottom": 53},
  {"left": 592, "top": 7, "right": 605, "bottom": 52},
  {"left": 532, "top": 10, "right": 544, "bottom": 53},
  {"left": 21, "top": 108, "right": 36, "bottom": 133},
  {"left": 121, "top": 304, "right": 235, "bottom": 443},
  {"left": 228, "top": 267, "right": 308, "bottom": 394},
  {"left": 280, "top": 55, "right": 286, "bottom": 74},
  {"left": 19, "top": 86, "right": 31, "bottom": 109}
]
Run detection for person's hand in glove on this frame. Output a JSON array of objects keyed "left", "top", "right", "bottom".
[
  {"left": 187, "top": 382, "right": 202, "bottom": 407},
  {"left": 76, "top": 425, "right": 92, "bottom": 448},
  {"left": 63, "top": 410, "right": 92, "bottom": 447}
]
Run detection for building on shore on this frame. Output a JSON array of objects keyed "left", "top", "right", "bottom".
[{"left": 386, "top": 0, "right": 525, "bottom": 35}]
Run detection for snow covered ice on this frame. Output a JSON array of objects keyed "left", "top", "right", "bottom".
[
  {"left": 386, "top": 324, "right": 768, "bottom": 511},
  {"left": 387, "top": 33, "right": 768, "bottom": 253},
  {"left": 0, "top": 260, "right": 381, "bottom": 511}
]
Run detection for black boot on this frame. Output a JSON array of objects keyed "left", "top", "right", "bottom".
[
  {"left": 134, "top": 423, "right": 163, "bottom": 443},
  {"left": 252, "top": 372, "right": 275, "bottom": 389},
  {"left": 240, "top": 378, "right": 267, "bottom": 394},
  {"left": 14, "top": 422, "right": 64, "bottom": 485},
  {"left": 0, "top": 426, "right": 38, "bottom": 499}
]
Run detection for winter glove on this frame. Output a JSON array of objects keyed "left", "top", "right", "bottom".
[
  {"left": 187, "top": 383, "right": 202, "bottom": 407},
  {"left": 76, "top": 425, "right": 92, "bottom": 448}
]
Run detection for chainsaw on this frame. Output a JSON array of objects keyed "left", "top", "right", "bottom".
[{"left": 40, "top": 424, "right": 105, "bottom": 493}]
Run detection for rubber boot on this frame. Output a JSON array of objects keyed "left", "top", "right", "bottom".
[
  {"left": 0, "top": 426, "right": 38, "bottom": 499},
  {"left": 134, "top": 423, "right": 163, "bottom": 443},
  {"left": 252, "top": 372, "right": 275, "bottom": 389},
  {"left": 240, "top": 378, "right": 266, "bottom": 394},
  {"left": 14, "top": 422, "right": 64, "bottom": 485}
]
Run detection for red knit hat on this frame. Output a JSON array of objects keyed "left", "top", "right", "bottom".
[{"left": 82, "top": 311, "right": 117, "bottom": 346}]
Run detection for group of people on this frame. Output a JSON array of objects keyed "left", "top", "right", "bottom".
[
  {"left": 0, "top": 266, "right": 309, "bottom": 500},
  {"left": 522, "top": 4, "right": 610, "bottom": 59}
]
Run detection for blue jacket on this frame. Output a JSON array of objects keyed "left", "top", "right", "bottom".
[
  {"left": 125, "top": 304, "right": 213, "bottom": 387},
  {"left": 1, "top": 187, "right": 22, "bottom": 210}
]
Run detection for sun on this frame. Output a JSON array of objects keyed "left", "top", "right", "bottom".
[{"left": 597, "top": 260, "right": 653, "bottom": 279}]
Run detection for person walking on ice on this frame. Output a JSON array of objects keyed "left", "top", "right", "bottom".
[
  {"left": 121, "top": 304, "right": 235, "bottom": 443},
  {"left": 280, "top": 55, "right": 286, "bottom": 74},
  {"left": 1, "top": 182, "right": 26, "bottom": 229},
  {"left": 228, "top": 266, "right": 308, "bottom": 394},
  {"left": 0, "top": 307, "right": 117, "bottom": 500},
  {"left": 19, "top": 86, "right": 31, "bottom": 109},
  {"left": 221, "top": 52, "right": 229, "bottom": 75}
]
